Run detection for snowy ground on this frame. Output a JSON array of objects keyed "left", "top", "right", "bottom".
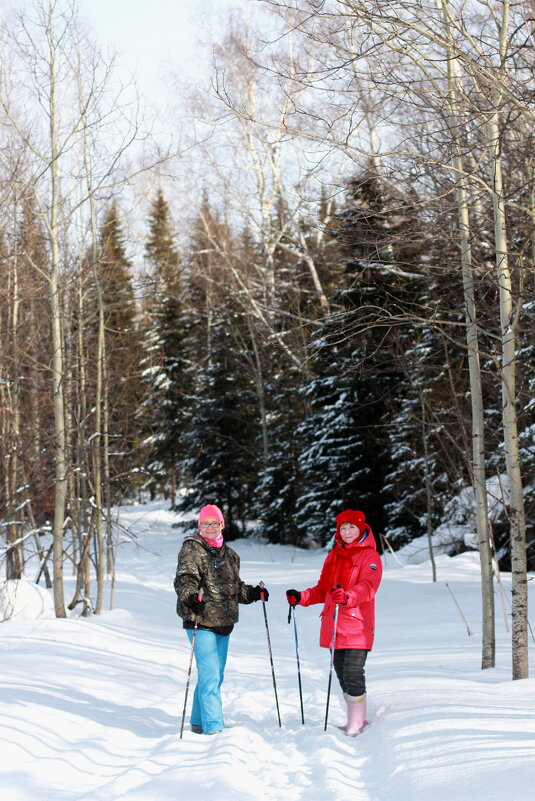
[{"left": 1, "top": 501, "right": 534, "bottom": 801}]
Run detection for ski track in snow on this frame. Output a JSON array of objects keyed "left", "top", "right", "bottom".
[{"left": 1, "top": 501, "right": 534, "bottom": 801}]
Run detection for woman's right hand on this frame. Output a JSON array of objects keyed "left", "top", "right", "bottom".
[
  {"left": 286, "top": 589, "right": 301, "bottom": 606},
  {"left": 185, "top": 593, "right": 206, "bottom": 614}
]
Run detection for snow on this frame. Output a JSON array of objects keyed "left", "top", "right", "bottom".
[
  {"left": 396, "top": 474, "right": 511, "bottom": 564},
  {"left": 1, "top": 500, "right": 534, "bottom": 801},
  {"left": 0, "top": 579, "right": 54, "bottom": 622}
]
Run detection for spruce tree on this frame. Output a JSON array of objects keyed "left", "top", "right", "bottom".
[
  {"left": 177, "top": 291, "right": 261, "bottom": 539},
  {"left": 99, "top": 204, "right": 137, "bottom": 336},
  {"left": 140, "top": 189, "right": 188, "bottom": 501},
  {"left": 145, "top": 189, "right": 181, "bottom": 286},
  {"left": 255, "top": 198, "right": 341, "bottom": 545},
  {"left": 256, "top": 361, "right": 307, "bottom": 545},
  {"left": 377, "top": 176, "right": 491, "bottom": 550},
  {"left": 96, "top": 203, "right": 140, "bottom": 497},
  {"left": 295, "top": 350, "right": 370, "bottom": 547},
  {"left": 383, "top": 328, "right": 469, "bottom": 547},
  {"left": 294, "top": 167, "right": 428, "bottom": 547}
]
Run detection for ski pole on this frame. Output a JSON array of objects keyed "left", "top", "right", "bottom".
[
  {"left": 179, "top": 588, "right": 203, "bottom": 739},
  {"left": 289, "top": 604, "right": 305, "bottom": 724},
  {"left": 324, "top": 584, "right": 341, "bottom": 732},
  {"left": 259, "top": 581, "right": 282, "bottom": 727}
]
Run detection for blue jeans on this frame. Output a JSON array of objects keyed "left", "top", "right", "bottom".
[{"left": 186, "top": 629, "right": 230, "bottom": 733}]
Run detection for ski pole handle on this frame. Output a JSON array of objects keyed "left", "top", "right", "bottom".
[
  {"left": 259, "top": 580, "right": 266, "bottom": 603},
  {"left": 193, "top": 588, "right": 204, "bottom": 624},
  {"left": 330, "top": 582, "right": 346, "bottom": 606}
]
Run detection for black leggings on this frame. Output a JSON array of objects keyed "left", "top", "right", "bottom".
[{"left": 333, "top": 648, "right": 368, "bottom": 697}]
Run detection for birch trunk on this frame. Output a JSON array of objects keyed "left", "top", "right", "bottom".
[
  {"left": 72, "top": 39, "right": 109, "bottom": 614},
  {"left": 67, "top": 266, "right": 90, "bottom": 613},
  {"left": 47, "top": 20, "right": 67, "bottom": 618},
  {"left": 92, "top": 285, "right": 106, "bottom": 615},
  {"left": 440, "top": 0, "right": 495, "bottom": 668},
  {"left": 488, "top": 110, "right": 528, "bottom": 678},
  {"left": 6, "top": 245, "right": 23, "bottom": 579},
  {"left": 103, "top": 372, "right": 113, "bottom": 582},
  {"left": 486, "top": 0, "right": 527, "bottom": 679}
]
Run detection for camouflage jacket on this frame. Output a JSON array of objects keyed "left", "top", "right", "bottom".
[{"left": 174, "top": 535, "right": 254, "bottom": 629}]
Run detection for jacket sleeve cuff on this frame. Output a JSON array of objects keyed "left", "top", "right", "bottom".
[
  {"left": 345, "top": 590, "right": 357, "bottom": 607},
  {"left": 299, "top": 586, "right": 324, "bottom": 606}
]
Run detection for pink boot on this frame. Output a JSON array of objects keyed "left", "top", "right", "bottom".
[{"left": 344, "top": 692, "right": 367, "bottom": 737}]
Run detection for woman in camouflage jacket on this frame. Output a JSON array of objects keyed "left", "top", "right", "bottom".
[{"left": 174, "top": 504, "right": 268, "bottom": 735}]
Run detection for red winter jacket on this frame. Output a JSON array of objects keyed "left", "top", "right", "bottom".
[{"left": 298, "top": 526, "right": 382, "bottom": 650}]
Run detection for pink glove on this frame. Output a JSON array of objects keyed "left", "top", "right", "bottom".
[{"left": 330, "top": 587, "right": 348, "bottom": 605}]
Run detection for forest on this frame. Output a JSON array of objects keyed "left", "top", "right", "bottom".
[{"left": 0, "top": 0, "right": 533, "bottom": 677}]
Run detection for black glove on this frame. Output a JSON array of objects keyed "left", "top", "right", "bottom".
[
  {"left": 185, "top": 593, "right": 205, "bottom": 615},
  {"left": 286, "top": 589, "right": 301, "bottom": 606},
  {"left": 249, "top": 585, "right": 269, "bottom": 602}
]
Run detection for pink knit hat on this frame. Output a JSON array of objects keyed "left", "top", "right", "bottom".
[{"left": 198, "top": 504, "right": 225, "bottom": 527}]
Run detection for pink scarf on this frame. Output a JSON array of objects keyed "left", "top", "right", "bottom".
[{"left": 199, "top": 531, "right": 224, "bottom": 548}]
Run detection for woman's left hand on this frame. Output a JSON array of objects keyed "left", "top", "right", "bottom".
[
  {"left": 330, "top": 587, "right": 348, "bottom": 605},
  {"left": 249, "top": 585, "right": 269, "bottom": 602}
]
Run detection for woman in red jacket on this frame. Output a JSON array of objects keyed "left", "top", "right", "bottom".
[{"left": 286, "top": 509, "right": 382, "bottom": 736}]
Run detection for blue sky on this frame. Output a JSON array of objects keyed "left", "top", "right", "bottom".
[
  {"left": 1, "top": 0, "right": 242, "bottom": 100},
  {"left": 76, "top": 0, "right": 240, "bottom": 99}
]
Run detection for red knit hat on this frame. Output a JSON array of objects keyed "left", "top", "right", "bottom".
[
  {"left": 198, "top": 504, "right": 225, "bottom": 527},
  {"left": 335, "top": 509, "right": 365, "bottom": 537}
]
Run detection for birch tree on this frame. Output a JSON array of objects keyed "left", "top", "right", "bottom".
[
  {"left": 0, "top": 0, "right": 74, "bottom": 615},
  {"left": 439, "top": 0, "right": 495, "bottom": 668},
  {"left": 258, "top": 0, "right": 531, "bottom": 675},
  {"left": 481, "top": 0, "right": 528, "bottom": 679},
  {"left": 0, "top": 0, "right": 157, "bottom": 615}
]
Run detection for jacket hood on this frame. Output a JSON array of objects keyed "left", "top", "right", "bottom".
[{"left": 334, "top": 509, "right": 376, "bottom": 549}]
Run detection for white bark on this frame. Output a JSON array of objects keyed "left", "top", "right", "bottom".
[
  {"left": 485, "top": 0, "right": 527, "bottom": 680},
  {"left": 46, "top": 6, "right": 67, "bottom": 618},
  {"left": 6, "top": 237, "right": 23, "bottom": 580},
  {"left": 440, "top": 0, "right": 495, "bottom": 669},
  {"left": 487, "top": 111, "right": 528, "bottom": 678}
]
